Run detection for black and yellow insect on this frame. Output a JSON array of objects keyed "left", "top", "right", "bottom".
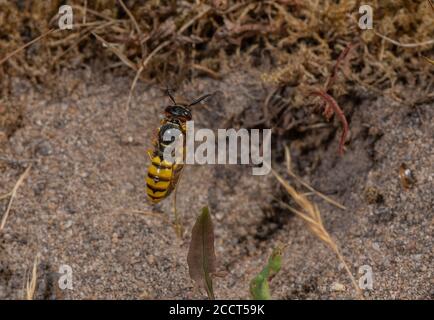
[{"left": 146, "top": 90, "right": 213, "bottom": 203}]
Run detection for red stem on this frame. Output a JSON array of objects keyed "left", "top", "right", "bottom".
[{"left": 310, "top": 90, "right": 349, "bottom": 155}]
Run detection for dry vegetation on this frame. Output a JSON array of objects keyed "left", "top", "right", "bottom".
[
  {"left": 1, "top": 0, "right": 433, "bottom": 101},
  {"left": 272, "top": 146, "right": 362, "bottom": 298},
  {"left": 0, "top": 0, "right": 433, "bottom": 299},
  {"left": 1, "top": 0, "right": 433, "bottom": 160},
  {"left": 25, "top": 253, "right": 39, "bottom": 300}
]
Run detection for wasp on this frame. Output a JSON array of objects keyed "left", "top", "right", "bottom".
[{"left": 146, "top": 90, "right": 213, "bottom": 203}]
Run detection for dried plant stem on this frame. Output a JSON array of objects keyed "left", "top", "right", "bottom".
[
  {"left": 284, "top": 146, "right": 346, "bottom": 210},
  {"left": 423, "top": 56, "right": 434, "bottom": 65},
  {"left": 125, "top": 64, "right": 144, "bottom": 117},
  {"left": 178, "top": 7, "right": 212, "bottom": 35},
  {"left": 92, "top": 32, "right": 137, "bottom": 71},
  {"left": 334, "top": 248, "right": 361, "bottom": 297},
  {"left": 0, "top": 165, "right": 32, "bottom": 231},
  {"left": 118, "top": 0, "right": 145, "bottom": 57},
  {"left": 0, "top": 29, "right": 56, "bottom": 66},
  {"left": 192, "top": 63, "right": 222, "bottom": 79},
  {"left": 53, "top": 21, "right": 116, "bottom": 64},
  {"left": 125, "top": 40, "right": 171, "bottom": 117},
  {"left": 0, "top": 192, "right": 12, "bottom": 201},
  {"left": 272, "top": 169, "right": 363, "bottom": 299},
  {"left": 310, "top": 90, "right": 349, "bottom": 155},
  {"left": 373, "top": 31, "right": 434, "bottom": 48},
  {"left": 284, "top": 202, "right": 359, "bottom": 295},
  {"left": 72, "top": 5, "right": 117, "bottom": 22},
  {"left": 25, "top": 254, "right": 39, "bottom": 300},
  {"left": 47, "top": 21, "right": 111, "bottom": 47},
  {"left": 82, "top": 0, "right": 87, "bottom": 24},
  {"left": 325, "top": 43, "right": 355, "bottom": 91}
]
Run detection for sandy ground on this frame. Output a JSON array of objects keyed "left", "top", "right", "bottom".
[{"left": 0, "top": 67, "right": 432, "bottom": 299}]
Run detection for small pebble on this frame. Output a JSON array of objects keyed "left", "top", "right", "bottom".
[
  {"left": 372, "top": 242, "right": 381, "bottom": 251},
  {"left": 331, "top": 282, "right": 346, "bottom": 292},
  {"left": 35, "top": 140, "right": 53, "bottom": 156}
]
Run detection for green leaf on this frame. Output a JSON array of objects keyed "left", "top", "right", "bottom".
[
  {"left": 187, "top": 206, "right": 216, "bottom": 299},
  {"left": 250, "top": 247, "right": 283, "bottom": 300}
]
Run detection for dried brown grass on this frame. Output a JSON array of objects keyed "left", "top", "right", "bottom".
[
  {"left": 0, "top": 165, "right": 32, "bottom": 231},
  {"left": 272, "top": 148, "right": 363, "bottom": 299},
  {"left": 283, "top": 146, "right": 346, "bottom": 210},
  {"left": 25, "top": 254, "right": 39, "bottom": 300},
  {"left": 0, "top": 1, "right": 432, "bottom": 104}
]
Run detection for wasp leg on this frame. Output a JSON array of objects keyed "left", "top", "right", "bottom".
[
  {"left": 146, "top": 149, "right": 153, "bottom": 161},
  {"left": 172, "top": 165, "right": 184, "bottom": 238},
  {"left": 147, "top": 128, "right": 160, "bottom": 161}
]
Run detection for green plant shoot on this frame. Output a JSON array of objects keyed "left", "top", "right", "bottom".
[{"left": 250, "top": 246, "right": 283, "bottom": 300}]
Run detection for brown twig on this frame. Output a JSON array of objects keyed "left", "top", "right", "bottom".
[
  {"left": 0, "top": 192, "right": 12, "bottom": 201},
  {"left": 423, "top": 56, "right": 434, "bottom": 65},
  {"left": 373, "top": 31, "right": 434, "bottom": 48},
  {"left": 52, "top": 21, "right": 116, "bottom": 64},
  {"left": 92, "top": 32, "right": 137, "bottom": 71},
  {"left": 118, "top": 0, "right": 145, "bottom": 57},
  {"left": 192, "top": 63, "right": 222, "bottom": 79},
  {"left": 0, "top": 29, "right": 56, "bottom": 66},
  {"left": 83, "top": 0, "right": 88, "bottom": 24},
  {"left": 178, "top": 6, "right": 212, "bottom": 35},
  {"left": 71, "top": 5, "right": 117, "bottom": 22}
]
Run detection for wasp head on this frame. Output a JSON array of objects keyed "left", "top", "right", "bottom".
[
  {"left": 164, "top": 105, "right": 192, "bottom": 122},
  {"left": 164, "top": 89, "right": 214, "bottom": 122}
]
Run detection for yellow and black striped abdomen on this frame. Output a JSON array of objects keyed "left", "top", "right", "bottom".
[
  {"left": 146, "top": 156, "right": 173, "bottom": 203},
  {"left": 146, "top": 156, "right": 184, "bottom": 203}
]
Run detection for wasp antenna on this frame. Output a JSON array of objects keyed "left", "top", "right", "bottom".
[
  {"left": 166, "top": 86, "right": 177, "bottom": 105},
  {"left": 188, "top": 93, "right": 214, "bottom": 107}
]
